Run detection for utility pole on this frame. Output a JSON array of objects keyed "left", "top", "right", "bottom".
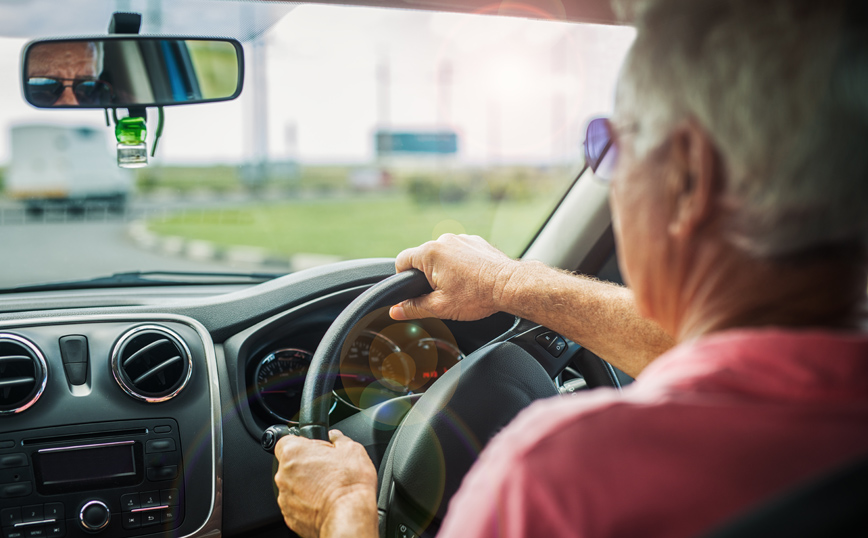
[
  {"left": 437, "top": 59, "right": 452, "bottom": 127},
  {"left": 376, "top": 51, "right": 391, "bottom": 129}
]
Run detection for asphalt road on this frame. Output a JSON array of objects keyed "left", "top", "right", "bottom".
[{"left": 0, "top": 196, "right": 277, "bottom": 289}]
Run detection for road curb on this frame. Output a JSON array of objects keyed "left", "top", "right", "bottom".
[{"left": 126, "top": 220, "right": 342, "bottom": 272}]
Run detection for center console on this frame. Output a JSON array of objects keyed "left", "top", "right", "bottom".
[{"left": 0, "top": 316, "right": 220, "bottom": 538}]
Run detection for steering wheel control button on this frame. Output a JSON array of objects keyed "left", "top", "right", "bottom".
[
  {"left": 145, "top": 439, "right": 175, "bottom": 453},
  {"left": 79, "top": 501, "right": 109, "bottom": 532},
  {"left": 0, "top": 454, "right": 27, "bottom": 469},
  {"left": 139, "top": 492, "right": 160, "bottom": 509},
  {"left": 548, "top": 336, "right": 567, "bottom": 358},
  {"left": 120, "top": 493, "right": 140, "bottom": 510},
  {"left": 0, "top": 482, "right": 32, "bottom": 498},
  {"left": 396, "top": 524, "right": 418, "bottom": 538},
  {"left": 535, "top": 332, "right": 555, "bottom": 348},
  {"left": 121, "top": 513, "right": 140, "bottom": 530},
  {"left": 161, "top": 489, "right": 179, "bottom": 506}
]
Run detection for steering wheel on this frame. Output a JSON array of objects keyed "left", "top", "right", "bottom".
[{"left": 270, "top": 269, "right": 619, "bottom": 537}]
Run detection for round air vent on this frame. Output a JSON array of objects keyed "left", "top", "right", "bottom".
[
  {"left": 111, "top": 325, "right": 192, "bottom": 403},
  {"left": 0, "top": 333, "right": 48, "bottom": 415}
]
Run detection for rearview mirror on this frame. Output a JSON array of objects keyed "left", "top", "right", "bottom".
[{"left": 22, "top": 37, "right": 244, "bottom": 108}]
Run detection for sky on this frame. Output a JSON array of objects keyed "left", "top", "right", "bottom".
[{"left": 0, "top": 2, "right": 635, "bottom": 166}]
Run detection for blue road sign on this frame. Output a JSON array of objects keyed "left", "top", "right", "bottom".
[{"left": 376, "top": 131, "right": 458, "bottom": 155}]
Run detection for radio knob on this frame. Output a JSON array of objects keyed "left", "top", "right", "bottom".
[{"left": 80, "top": 500, "right": 111, "bottom": 532}]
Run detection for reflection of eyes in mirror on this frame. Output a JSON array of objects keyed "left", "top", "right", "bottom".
[
  {"left": 23, "top": 38, "right": 242, "bottom": 109},
  {"left": 26, "top": 41, "right": 110, "bottom": 106}
]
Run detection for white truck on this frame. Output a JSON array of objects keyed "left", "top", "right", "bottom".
[{"left": 5, "top": 124, "right": 133, "bottom": 213}]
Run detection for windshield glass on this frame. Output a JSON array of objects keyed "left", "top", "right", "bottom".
[{"left": 0, "top": 3, "right": 635, "bottom": 290}]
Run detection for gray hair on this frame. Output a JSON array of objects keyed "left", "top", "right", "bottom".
[
  {"left": 615, "top": 0, "right": 868, "bottom": 259},
  {"left": 87, "top": 41, "right": 105, "bottom": 76}
]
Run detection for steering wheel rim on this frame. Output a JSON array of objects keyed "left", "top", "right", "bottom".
[
  {"left": 298, "top": 269, "right": 433, "bottom": 440},
  {"left": 299, "top": 269, "right": 579, "bottom": 537}
]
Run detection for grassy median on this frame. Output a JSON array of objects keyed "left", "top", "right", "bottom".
[{"left": 147, "top": 194, "right": 556, "bottom": 260}]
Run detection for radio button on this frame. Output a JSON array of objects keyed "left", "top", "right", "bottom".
[
  {"left": 21, "top": 506, "right": 42, "bottom": 524},
  {"left": 79, "top": 501, "right": 110, "bottom": 532},
  {"left": 147, "top": 466, "right": 178, "bottom": 482},
  {"left": 141, "top": 512, "right": 159, "bottom": 527},
  {"left": 145, "top": 439, "right": 175, "bottom": 453},
  {"left": 45, "top": 522, "right": 63, "bottom": 538},
  {"left": 0, "top": 482, "right": 32, "bottom": 498},
  {"left": 24, "top": 527, "right": 45, "bottom": 538},
  {"left": 0, "top": 454, "right": 27, "bottom": 469},
  {"left": 153, "top": 426, "right": 171, "bottom": 434},
  {"left": 120, "top": 494, "right": 140, "bottom": 510},
  {"left": 1, "top": 508, "right": 21, "bottom": 527},
  {"left": 43, "top": 505, "right": 63, "bottom": 521},
  {"left": 3, "top": 528, "right": 24, "bottom": 538},
  {"left": 160, "top": 489, "right": 179, "bottom": 506},
  {"left": 161, "top": 507, "right": 179, "bottom": 525},
  {"left": 140, "top": 492, "right": 160, "bottom": 509},
  {"left": 121, "top": 514, "right": 140, "bottom": 530}
]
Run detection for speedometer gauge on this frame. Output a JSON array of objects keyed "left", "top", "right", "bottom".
[{"left": 254, "top": 348, "right": 312, "bottom": 424}]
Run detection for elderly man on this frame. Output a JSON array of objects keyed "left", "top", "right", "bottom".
[
  {"left": 274, "top": 0, "right": 868, "bottom": 536},
  {"left": 25, "top": 41, "right": 110, "bottom": 106}
]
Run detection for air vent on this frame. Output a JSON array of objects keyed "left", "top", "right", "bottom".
[
  {"left": 0, "top": 333, "right": 48, "bottom": 415},
  {"left": 111, "top": 325, "right": 192, "bottom": 403}
]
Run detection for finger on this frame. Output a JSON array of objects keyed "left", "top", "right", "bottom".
[
  {"left": 391, "top": 296, "right": 438, "bottom": 320},
  {"left": 274, "top": 432, "right": 303, "bottom": 459},
  {"left": 395, "top": 245, "right": 424, "bottom": 273},
  {"left": 328, "top": 429, "right": 346, "bottom": 444}
]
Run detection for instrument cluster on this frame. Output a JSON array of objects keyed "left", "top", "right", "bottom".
[{"left": 251, "top": 313, "right": 464, "bottom": 424}]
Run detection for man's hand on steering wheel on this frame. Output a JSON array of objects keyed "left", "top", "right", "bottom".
[
  {"left": 392, "top": 234, "right": 520, "bottom": 322},
  {"left": 274, "top": 430, "right": 379, "bottom": 538}
]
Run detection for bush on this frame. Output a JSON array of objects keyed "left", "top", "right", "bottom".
[
  {"left": 485, "top": 168, "right": 535, "bottom": 202},
  {"left": 406, "top": 175, "right": 471, "bottom": 205}
]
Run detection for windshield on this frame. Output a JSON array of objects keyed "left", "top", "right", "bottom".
[{"left": 0, "top": 3, "right": 635, "bottom": 290}]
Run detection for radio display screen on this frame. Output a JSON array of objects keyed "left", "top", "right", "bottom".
[{"left": 34, "top": 441, "right": 143, "bottom": 494}]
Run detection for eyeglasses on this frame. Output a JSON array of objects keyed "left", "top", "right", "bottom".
[
  {"left": 26, "top": 77, "right": 113, "bottom": 107},
  {"left": 583, "top": 117, "right": 635, "bottom": 182}
]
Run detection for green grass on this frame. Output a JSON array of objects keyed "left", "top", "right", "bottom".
[{"left": 147, "top": 194, "right": 556, "bottom": 260}]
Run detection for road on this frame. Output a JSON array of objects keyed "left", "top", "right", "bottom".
[{"left": 0, "top": 195, "right": 284, "bottom": 289}]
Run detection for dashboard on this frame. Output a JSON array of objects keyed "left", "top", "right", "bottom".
[{"left": 0, "top": 259, "right": 516, "bottom": 538}]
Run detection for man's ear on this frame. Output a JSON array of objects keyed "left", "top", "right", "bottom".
[{"left": 666, "top": 120, "right": 722, "bottom": 239}]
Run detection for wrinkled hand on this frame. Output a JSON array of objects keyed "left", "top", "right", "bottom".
[
  {"left": 391, "top": 234, "right": 520, "bottom": 321},
  {"left": 274, "top": 430, "right": 378, "bottom": 538}
]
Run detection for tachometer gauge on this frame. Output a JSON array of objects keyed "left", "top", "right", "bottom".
[
  {"left": 403, "top": 337, "right": 464, "bottom": 392},
  {"left": 254, "top": 348, "right": 312, "bottom": 424},
  {"left": 336, "top": 329, "right": 402, "bottom": 410}
]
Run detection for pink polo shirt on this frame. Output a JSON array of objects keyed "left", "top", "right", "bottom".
[{"left": 437, "top": 329, "right": 868, "bottom": 538}]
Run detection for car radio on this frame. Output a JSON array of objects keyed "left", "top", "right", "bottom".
[{"left": 0, "top": 418, "right": 184, "bottom": 538}]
